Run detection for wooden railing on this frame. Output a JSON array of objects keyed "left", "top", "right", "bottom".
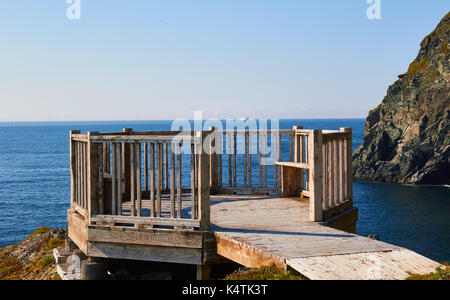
[
  {"left": 70, "top": 126, "right": 353, "bottom": 227},
  {"left": 70, "top": 129, "right": 211, "bottom": 231},
  {"left": 209, "top": 129, "right": 296, "bottom": 194},
  {"left": 285, "top": 127, "right": 353, "bottom": 221}
]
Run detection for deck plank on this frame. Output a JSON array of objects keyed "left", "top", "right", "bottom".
[{"left": 209, "top": 195, "right": 443, "bottom": 280}]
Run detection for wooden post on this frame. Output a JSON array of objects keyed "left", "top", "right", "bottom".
[
  {"left": 209, "top": 127, "right": 219, "bottom": 194},
  {"left": 70, "top": 130, "right": 80, "bottom": 207},
  {"left": 123, "top": 128, "right": 133, "bottom": 200},
  {"left": 309, "top": 130, "right": 323, "bottom": 222},
  {"left": 341, "top": 128, "right": 353, "bottom": 204},
  {"left": 281, "top": 166, "right": 301, "bottom": 197},
  {"left": 293, "top": 126, "right": 304, "bottom": 191},
  {"left": 198, "top": 131, "right": 211, "bottom": 230},
  {"left": 196, "top": 265, "right": 211, "bottom": 280},
  {"left": 87, "top": 132, "right": 101, "bottom": 223}
]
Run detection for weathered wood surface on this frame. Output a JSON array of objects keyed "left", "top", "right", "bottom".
[
  {"left": 68, "top": 192, "right": 442, "bottom": 279},
  {"left": 88, "top": 242, "right": 202, "bottom": 265},
  {"left": 287, "top": 249, "right": 443, "bottom": 280},
  {"left": 209, "top": 194, "right": 443, "bottom": 280}
]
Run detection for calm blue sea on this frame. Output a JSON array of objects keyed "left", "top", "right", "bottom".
[{"left": 0, "top": 119, "right": 449, "bottom": 262}]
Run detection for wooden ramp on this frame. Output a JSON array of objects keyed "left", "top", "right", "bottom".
[{"left": 210, "top": 195, "right": 443, "bottom": 280}]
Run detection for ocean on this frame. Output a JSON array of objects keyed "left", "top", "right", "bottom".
[{"left": 0, "top": 119, "right": 448, "bottom": 262}]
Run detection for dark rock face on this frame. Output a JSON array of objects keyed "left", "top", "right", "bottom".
[{"left": 353, "top": 12, "right": 450, "bottom": 185}]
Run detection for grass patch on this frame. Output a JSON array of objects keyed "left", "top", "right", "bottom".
[
  {"left": 223, "top": 265, "right": 308, "bottom": 281},
  {"left": 406, "top": 263, "right": 450, "bottom": 280},
  {"left": 39, "top": 255, "right": 54, "bottom": 268},
  {"left": 48, "top": 238, "right": 65, "bottom": 250},
  {"left": 407, "top": 57, "right": 429, "bottom": 78},
  {"left": 0, "top": 257, "right": 23, "bottom": 280},
  {"left": 0, "top": 228, "right": 65, "bottom": 280},
  {"left": 27, "top": 227, "right": 52, "bottom": 240},
  {"left": 441, "top": 41, "right": 449, "bottom": 56}
]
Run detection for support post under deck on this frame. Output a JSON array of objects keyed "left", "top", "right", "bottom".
[{"left": 196, "top": 265, "right": 211, "bottom": 280}]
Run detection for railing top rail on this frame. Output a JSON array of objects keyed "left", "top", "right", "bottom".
[
  {"left": 217, "top": 129, "right": 294, "bottom": 134},
  {"left": 322, "top": 132, "right": 352, "bottom": 140},
  {"left": 70, "top": 130, "right": 206, "bottom": 144}
]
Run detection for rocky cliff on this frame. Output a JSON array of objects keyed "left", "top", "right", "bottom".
[{"left": 353, "top": 12, "right": 450, "bottom": 185}]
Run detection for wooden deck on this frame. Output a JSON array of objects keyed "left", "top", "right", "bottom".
[
  {"left": 67, "top": 128, "right": 443, "bottom": 280},
  {"left": 210, "top": 194, "right": 443, "bottom": 280}
]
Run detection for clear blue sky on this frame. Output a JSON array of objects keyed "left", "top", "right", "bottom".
[{"left": 0, "top": 1, "right": 448, "bottom": 121}]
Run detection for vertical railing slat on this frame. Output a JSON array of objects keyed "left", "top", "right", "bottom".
[
  {"left": 233, "top": 133, "right": 237, "bottom": 187},
  {"left": 98, "top": 143, "right": 104, "bottom": 215},
  {"left": 341, "top": 128, "right": 353, "bottom": 203},
  {"left": 82, "top": 142, "right": 86, "bottom": 209},
  {"left": 248, "top": 132, "right": 252, "bottom": 187},
  {"left": 218, "top": 133, "right": 222, "bottom": 187},
  {"left": 170, "top": 143, "right": 176, "bottom": 218},
  {"left": 157, "top": 143, "right": 162, "bottom": 218},
  {"left": 263, "top": 134, "right": 267, "bottom": 188},
  {"left": 322, "top": 140, "right": 328, "bottom": 210},
  {"left": 273, "top": 134, "right": 277, "bottom": 188},
  {"left": 333, "top": 139, "right": 339, "bottom": 206},
  {"left": 309, "top": 130, "right": 323, "bottom": 222},
  {"left": 191, "top": 143, "right": 196, "bottom": 219},
  {"left": 228, "top": 134, "right": 232, "bottom": 187},
  {"left": 338, "top": 138, "right": 344, "bottom": 204},
  {"left": 111, "top": 143, "right": 117, "bottom": 215},
  {"left": 198, "top": 131, "right": 211, "bottom": 230},
  {"left": 117, "top": 143, "right": 123, "bottom": 215},
  {"left": 258, "top": 133, "right": 262, "bottom": 187},
  {"left": 244, "top": 131, "right": 248, "bottom": 187},
  {"left": 150, "top": 143, "right": 155, "bottom": 217},
  {"left": 130, "top": 143, "right": 136, "bottom": 217},
  {"left": 136, "top": 143, "right": 142, "bottom": 217},
  {"left": 165, "top": 142, "right": 169, "bottom": 191},
  {"left": 144, "top": 143, "right": 148, "bottom": 191},
  {"left": 177, "top": 143, "right": 182, "bottom": 219},
  {"left": 328, "top": 140, "right": 333, "bottom": 206}
]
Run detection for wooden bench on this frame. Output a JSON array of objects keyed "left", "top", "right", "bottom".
[{"left": 275, "top": 162, "right": 309, "bottom": 198}]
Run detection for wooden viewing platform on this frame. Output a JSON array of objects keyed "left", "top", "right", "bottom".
[{"left": 67, "top": 127, "right": 443, "bottom": 280}]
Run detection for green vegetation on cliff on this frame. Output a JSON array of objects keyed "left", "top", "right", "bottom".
[
  {"left": 223, "top": 265, "right": 308, "bottom": 280},
  {"left": 0, "top": 228, "right": 65, "bottom": 280},
  {"left": 407, "top": 264, "right": 450, "bottom": 280}
]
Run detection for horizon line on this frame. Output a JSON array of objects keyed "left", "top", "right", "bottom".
[{"left": 0, "top": 117, "right": 367, "bottom": 124}]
